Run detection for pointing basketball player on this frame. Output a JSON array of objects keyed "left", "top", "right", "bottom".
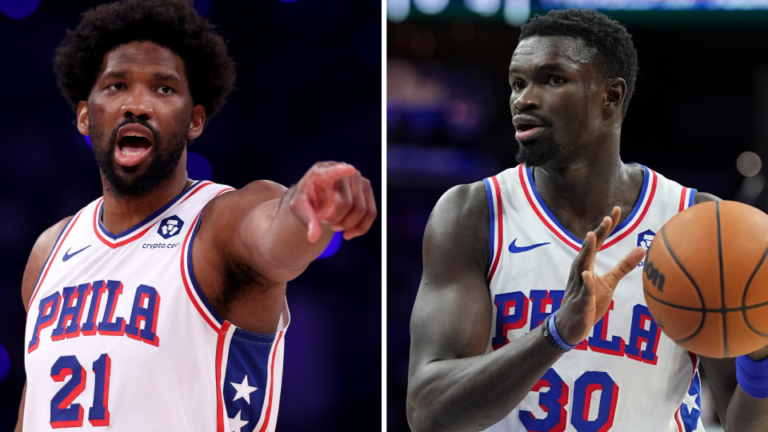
[
  {"left": 407, "top": 9, "right": 768, "bottom": 432},
  {"left": 16, "top": 1, "right": 376, "bottom": 431}
]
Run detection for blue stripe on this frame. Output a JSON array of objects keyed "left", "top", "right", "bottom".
[
  {"left": 610, "top": 164, "right": 650, "bottom": 235},
  {"left": 185, "top": 211, "right": 224, "bottom": 325},
  {"left": 525, "top": 164, "right": 650, "bottom": 241},
  {"left": 688, "top": 189, "right": 697, "bottom": 208},
  {"left": 98, "top": 180, "right": 202, "bottom": 240},
  {"left": 483, "top": 178, "right": 495, "bottom": 274},
  {"left": 525, "top": 166, "right": 581, "bottom": 244},
  {"left": 30, "top": 212, "right": 78, "bottom": 301}
]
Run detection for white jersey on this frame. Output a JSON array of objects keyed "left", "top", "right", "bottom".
[
  {"left": 24, "top": 180, "right": 290, "bottom": 432},
  {"left": 483, "top": 164, "right": 703, "bottom": 432}
]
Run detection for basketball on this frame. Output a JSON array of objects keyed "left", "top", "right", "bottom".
[{"left": 642, "top": 200, "right": 768, "bottom": 358}]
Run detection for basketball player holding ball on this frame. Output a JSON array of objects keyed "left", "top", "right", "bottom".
[
  {"left": 407, "top": 9, "right": 768, "bottom": 432},
  {"left": 16, "top": 1, "right": 376, "bottom": 431}
]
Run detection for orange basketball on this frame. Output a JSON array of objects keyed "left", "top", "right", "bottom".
[{"left": 642, "top": 200, "right": 768, "bottom": 358}]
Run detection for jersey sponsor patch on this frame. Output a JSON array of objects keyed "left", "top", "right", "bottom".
[{"left": 158, "top": 215, "right": 184, "bottom": 239}]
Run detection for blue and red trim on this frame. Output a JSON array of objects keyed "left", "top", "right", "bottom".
[
  {"left": 28, "top": 209, "right": 84, "bottom": 310},
  {"left": 674, "top": 352, "right": 701, "bottom": 431},
  {"left": 180, "top": 211, "right": 224, "bottom": 332},
  {"left": 519, "top": 165, "right": 657, "bottom": 251},
  {"left": 679, "top": 187, "right": 697, "bottom": 212},
  {"left": 483, "top": 176, "right": 504, "bottom": 282},
  {"left": 93, "top": 181, "right": 211, "bottom": 248}
]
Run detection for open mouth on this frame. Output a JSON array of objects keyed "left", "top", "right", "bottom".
[
  {"left": 515, "top": 124, "right": 544, "bottom": 142},
  {"left": 114, "top": 124, "right": 155, "bottom": 167},
  {"left": 513, "top": 115, "right": 546, "bottom": 143}
]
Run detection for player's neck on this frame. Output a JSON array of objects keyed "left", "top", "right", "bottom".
[
  {"left": 532, "top": 150, "right": 642, "bottom": 238},
  {"left": 99, "top": 167, "right": 192, "bottom": 235}
]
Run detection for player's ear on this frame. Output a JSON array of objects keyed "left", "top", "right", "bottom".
[
  {"left": 187, "top": 104, "right": 206, "bottom": 140},
  {"left": 76, "top": 101, "right": 90, "bottom": 136},
  {"left": 604, "top": 78, "right": 627, "bottom": 117}
]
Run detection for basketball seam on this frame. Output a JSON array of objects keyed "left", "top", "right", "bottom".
[
  {"left": 659, "top": 226, "right": 707, "bottom": 343},
  {"left": 716, "top": 201, "right": 728, "bottom": 357},
  {"left": 741, "top": 243, "right": 768, "bottom": 338},
  {"left": 643, "top": 289, "right": 768, "bottom": 313}
]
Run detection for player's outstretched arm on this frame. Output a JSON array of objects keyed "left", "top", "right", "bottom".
[
  {"left": 406, "top": 184, "right": 644, "bottom": 432},
  {"left": 693, "top": 192, "right": 768, "bottom": 431},
  {"left": 198, "top": 161, "right": 376, "bottom": 283},
  {"left": 16, "top": 217, "right": 73, "bottom": 431}
]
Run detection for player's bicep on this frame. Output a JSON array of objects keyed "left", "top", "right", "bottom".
[
  {"left": 409, "top": 183, "right": 492, "bottom": 370},
  {"left": 199, "top": 181, "right": 292, "bottom": 281}
]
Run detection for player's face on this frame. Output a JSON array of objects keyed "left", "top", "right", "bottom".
[
  {"left": 508, "top": 36, "right": 605, "bottom": 167},
  {"left": 79, "top": 41, "right": 204, "bottom": 197}
]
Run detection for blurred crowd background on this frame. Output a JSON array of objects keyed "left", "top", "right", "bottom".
[
  {"left": 387, "top": 0, "right": 768, "bottom": 430},
  {"left": 0, "top": 0, "right": 381, "bottom": 429}
]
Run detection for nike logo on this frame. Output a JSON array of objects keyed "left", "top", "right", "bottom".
[
  {"left": 508, "top": 239, "right": 550, "bottom": 253},
  {"left": 63, "top": 245, "right": 91, "bottom": 262}
]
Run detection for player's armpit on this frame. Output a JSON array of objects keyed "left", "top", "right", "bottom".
[
  {"left": 407, "top": 183, "right": 564, "bottom": 432},
  {"left": 22, "top": 216, "right": 73, "bottom": 310}
]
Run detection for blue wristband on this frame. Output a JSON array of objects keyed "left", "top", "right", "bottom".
[
  {"left": 548, "top": 312, "right": 577, "bottom": 352},
  {"left": 736, "top": 355, "right": 768, "bottom": 399}
]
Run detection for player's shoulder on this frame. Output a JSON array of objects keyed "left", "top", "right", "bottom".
[
  {"left": 22, "top": 216, "right": 74, "bottom": 310},
  {"left": 207, "top": 179, "right": 286, "bottom": 209},
  {"left": 429, "top": 181, "right": 488, "bottom": 234}
]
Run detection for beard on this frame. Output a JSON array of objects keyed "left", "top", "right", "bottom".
[
  {"left": 91, "top": 117, "right": 187, "bottom": 198},
  {"left": 515, "top": 136, "right": 558, "bottom": 167}
]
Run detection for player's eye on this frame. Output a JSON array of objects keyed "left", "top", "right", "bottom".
[
  {"left": 108, "top": 83, "right": 125, "bottom": 91},
  {"left": 157, "top": 86, "right": 174, "bottom": 95},
  {"left": 511, "top": 80, "right": 525, "bottom": 91},
  {"left": 549, "top": 76, "right": 565, "bottom": 85}
]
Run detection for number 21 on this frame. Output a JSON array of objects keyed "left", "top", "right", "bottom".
[{"left": 50, "top": 354, "right": 111, "bottom": 428}]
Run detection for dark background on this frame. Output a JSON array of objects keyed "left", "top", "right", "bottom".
[
  {"left": 0, "top": 0, "right": 382, "bottom": 429},
  {"left": 387, "top": 8, "right": 768, "bottom": 432}
]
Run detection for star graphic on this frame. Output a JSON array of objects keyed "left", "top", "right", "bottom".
[
  {"left": 682, "top": 392, "right": 700, "bottom": 414},
  {"left": 231, "top": 375, "right": 258, "bottom": 404},
  {"left": 228, "top": 410, "right": 248, "bottom": 432}
]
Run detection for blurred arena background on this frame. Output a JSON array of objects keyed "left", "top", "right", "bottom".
[
  {"left": 387, "top": 0, "right": 768, "bottom": 430},
  {"left": 0, "top": 0, "right": 381, "bottom": 429}
]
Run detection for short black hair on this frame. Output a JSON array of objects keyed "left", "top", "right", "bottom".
[
  {"left": 520, "top": 9, "right": 638, "bottom": 117},
  {"left": 54, "top": 0, "right": 236, "bottom": 121}
]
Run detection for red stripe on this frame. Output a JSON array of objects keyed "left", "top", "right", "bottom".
[
  {"left": 181, "top": 181, "right": 213, "bottom": 204},
  {"left": 518, "top": 167, "right": 580, "bottom": 252},
  {"left": 674, "top": 406, "right": 684, "bottom": 431},
  {"left": 180, "top": 212, "right": 220, "bottom": 332},
  {"left": 259, "top": 330, "right": 285, "bottom": 432},
  {"left": 488, "top": 176, "right": 505, "bottom": 281},
  {"left": 29, "top": 211, "right": 84, "bottom": 309},
  {"left": 215, "top": 321, "right": 231, "bottom": 432},
  {"left": 679, "top": 187, "right": 688, "bottom": 212},
  {"left": 600, "top": 170, "right": 658, "bottom": 250},
  {"left": 92, "top": 199, "right": 155, "bottom": 249}
]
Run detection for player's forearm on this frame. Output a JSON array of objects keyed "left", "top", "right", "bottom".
[
  {"left": 723, "top": 388, "right": 768, "bottom": 431},
  {"left": 240, "top": 187, "right": 333, "bottom": 279},
  {"left": 407, "top": 329, "right": 563, "bottom": 432}
]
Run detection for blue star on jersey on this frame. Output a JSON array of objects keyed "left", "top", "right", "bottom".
[{"left": 158, "top": 215, "right": 184, "bottom": 239}]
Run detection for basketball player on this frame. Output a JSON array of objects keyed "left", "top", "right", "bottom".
[
  {"left": 407, "top": 9, "right": 768, "bottom": 432},
  {"left": 16, "top": 1, "right": 376, "bottom": 431}
]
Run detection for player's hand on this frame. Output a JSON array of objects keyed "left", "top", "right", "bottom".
[
  {"left": 556, "top": 207, "right": 646, "bottom": 345},
  {"left": 289, "top": 161, "right": 377, "bottom": 243}
]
